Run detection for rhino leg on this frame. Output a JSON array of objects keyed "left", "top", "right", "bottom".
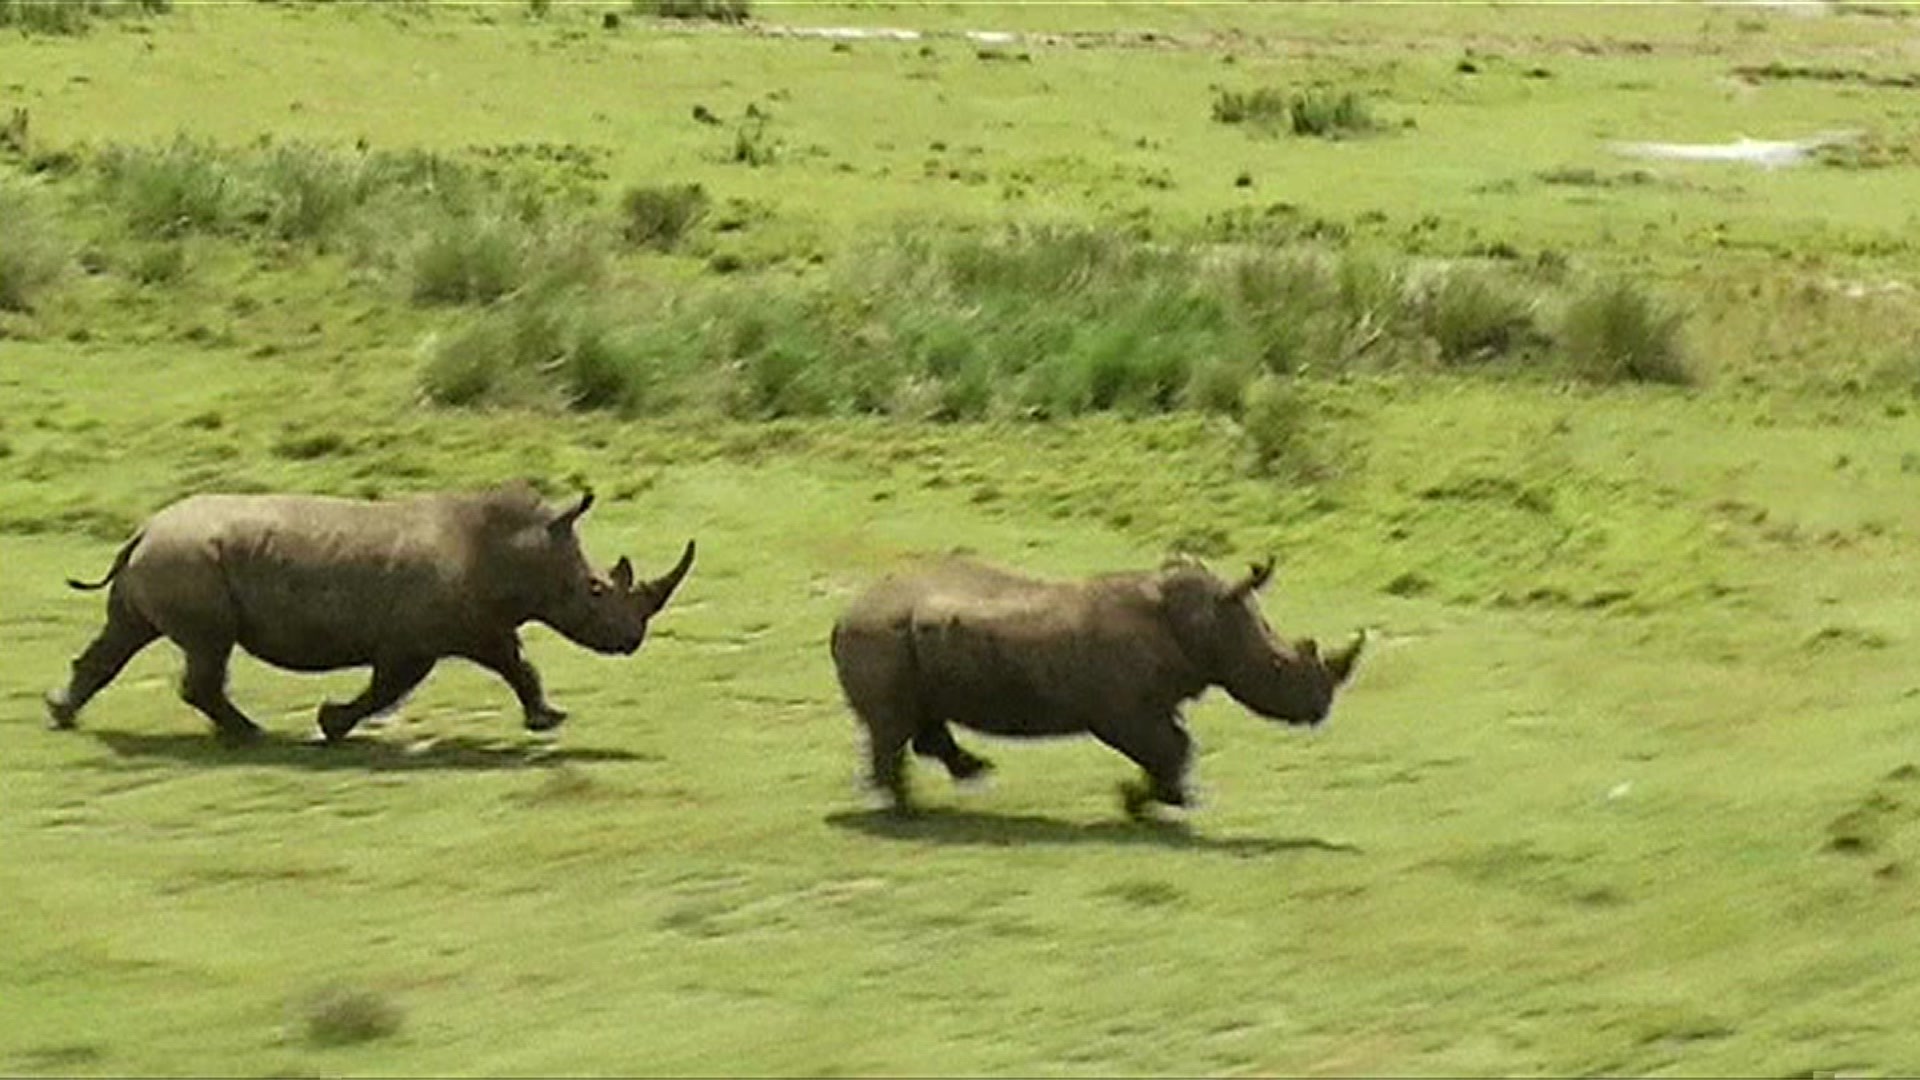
[
  {"left": 318, "top": 657, "right": 436, "bottom": 744},
  {"left": 178, "top": 643, "right": 262, "bottom": 744},
  {"left": 46, "top": 594, "right": 161, "bottom": 730},
  {"left": 912, "top": 722, "right": 993, "bottom": 783},
  {"left": 1092, "top": 715, "right": 1193, "bottom": 820},
  {"left": 467, "top": 637, "right": 567, "bottom": 732}
]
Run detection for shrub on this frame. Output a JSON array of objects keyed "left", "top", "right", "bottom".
[
  {"left": 1211, "top": 86, "right": 1291, "bottom": 129},
  {"left": 1290, "top": 89, "right": 1377, "bottom": 138},
  {"left": 409, "top": 215, "right": 525, "bottom": 305},
  {"left": 0, "top": 0, "right": 166, "bottom": 34},
  {"left": 258, "top": 141, "right": 367, "bottom": 246},
  {"left": 125, "top": 239, "right": 188, "bottom": 286},
  {"left": 0, "top": 180, "right": 70, "bottom": 311},
  {"left": 619, "top": 182, "right": 707, "bottom": 250},
  {"left": 632, "top": 0, "right": 749, "bottom": 22},
  {"left": 1240, "top": 375, "right": 1316, "bottom": 477},
  {"left": 1560, "top": 278, "right": 1691, "bottom": 385},
  {"left": 94, "top": 136, "right": 241, "bottom": 238},
  {"left": 1420, "top": 267, "right": 1537, "bottom": 364},
  {"left": 296, "top": 984, "right": 403, "bottom": 1048},
  {"left": 729, "top": 115, "right": 778, "bottom": 167}
]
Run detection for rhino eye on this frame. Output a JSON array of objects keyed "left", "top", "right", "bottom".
[{"left": 588, "top": 580, "right": 609, "bottom": 597}]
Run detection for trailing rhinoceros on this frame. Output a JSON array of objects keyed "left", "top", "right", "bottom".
[
  {"left": 829, "top": 553, "right": 1364, "bottom": 817},
  {"left": 46, "top": 482, "right": 695, "bottom": 744}
]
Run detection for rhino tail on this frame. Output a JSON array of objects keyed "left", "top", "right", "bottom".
[{"left": 67, "top": 529, "right": 144, "bottom": 591}]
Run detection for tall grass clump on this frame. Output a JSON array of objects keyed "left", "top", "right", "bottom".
[
  {"left": 1211, "top": 86, "right": 1292, "bottom": 130},
  {"left": 0, "top": 180, "right": 70, "bottom": 311},
  {"left": 0, "top": 0, "right": 168, "bottom": 35},
  {"left": 619, "top": 182, "right": 707, "bottom": 251},
  {"left": 409, "top": 215, "right": 529, "bottom": 305},
  {"left": 1212, "top": 86, "right": 1379, "bottom": 139},
  {"left": 1560, "top": 278, "right": 1692, "bottom": 385},
  {"left": 1240, "top": 374, "right": 1318, "bottom": 478},
  {"left": 257, "top": 141, "right": 371, "bottom": 246},
  {"left": 1418, "top": 267, "right": 1538, "bottom": 365},
  {"left": 1289, "top": 89, "right": 1377, "bottom": 138},
  {"left": 93, "top": 136, "right": 241, "bottom": 238},
  {"left": 422, "top": 292, "right": 654, "bottom": 413},
  {"left": 633, "top": 0, "right": 749, "bottom": 22}
]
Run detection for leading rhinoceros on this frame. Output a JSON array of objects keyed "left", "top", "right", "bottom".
[
  {"left": 829, "top": 553, "right": 1364, "bottom": 818},
  {"left": 46, "top": 482, "right": 695, "bottom": 744}
]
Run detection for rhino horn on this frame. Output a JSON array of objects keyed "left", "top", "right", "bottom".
[
  {"left": 641, "top": 540, "right": 697, "bottom": 610},
  {"left": 548, "top": 489, "right": 595, "bottom": 537},
  {"left": 1228, "top": 555, "right": 1276, "bottom": 600},
  {"left": 1325, "top": 629, "right": 1368, "bottom": 686}
]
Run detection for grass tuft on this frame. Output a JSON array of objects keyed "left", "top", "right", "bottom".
[
  {"left": 1559, "top": 278, "right": 1692, "bottom": 385},
  {"left": 0, "top": 179, "right": 70, "bottom": 311}
]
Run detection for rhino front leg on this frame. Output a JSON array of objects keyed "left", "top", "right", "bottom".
[
  {"left": 318, "top": 657, "right": 436, "bottom": 744},
  {"left": 178, "top": 643, "right": 263, "bottom": 745},
  {"left": 1092, "top": 714, "right": 1194, "bottom": 821},
  {"left": 468, "top": 637, "right": 567, "bottom": 732},
  {"left": 46, "top": 595, "right": 160, "bottom": 730}
]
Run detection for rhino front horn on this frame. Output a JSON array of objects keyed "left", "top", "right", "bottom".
[
  {"left": 643, "top": 540, "right": 697, "bottom": 610},
  {"left": 1325, "top": 629, "right": 1368, "bottom": 686}
]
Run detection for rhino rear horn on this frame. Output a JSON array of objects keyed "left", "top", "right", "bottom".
[
  {"left": 549, "top": 490, "right": 595, "bottom": 537},
  {"left": 1229, "top": 555, "right": 1276, "bottom": 600},
  {"left": 643, "top": 540, "right": 697, "bottom": 611}
]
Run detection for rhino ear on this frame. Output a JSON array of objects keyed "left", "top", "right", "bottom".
[
  {"left": 548, "top": 490, "right": 595, "bottom": 538},
  {"left": 611, "top": 556, "right": 634, "bottom": 592}
]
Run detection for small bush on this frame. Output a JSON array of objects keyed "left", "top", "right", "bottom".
[
  {"left": 409, "top": 215, "right": 525, "bottom": 305},
  {"left": 125, "top": 239, "right": 188, "bottom": 286},
  {"left": 1289, "top": 89, "right": 1376, "bottom": 138},
  {"left": 1560, "top": 278, "right": 1691, "bottom": 385},
  {"left": 1211, "top": 86, "right": 1291, "bottom": 129},
  {"left": 258, "top": 141, "right": 367, "bottom": 246},
  {"left": 729, "top": 115, "right": 778, "bottom": 167},
  {"left": 0, "top": 180, "right": 70, "bottom": 311},
  {"left": 95, "top": 136, "right": 241, "bottom": 238},
  {"left": 619, "top": 182, "right": 707, "bottom": 250},
  {"left": 632, "top": 0, "right": 749, "bottom": 22},
  {"left": 1420, "top": 268, "right": 1536, "bottom": 364},
  {"left": 421, "top": 323, "right": 513, "bottom": 406},
  {"left": 1240, "top": 375, "right": 1316, "bottom": 477},
  {"left": 0, "top": 0, "right": 163, "bottom": 34},
  {"left": 295, "top": 984, "right": 403, "bottom": 1048}
]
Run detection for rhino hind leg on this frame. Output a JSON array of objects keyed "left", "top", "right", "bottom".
[
  {"left": 319, "top": 657, "right": 437, "bottom": 743},
  {"left": 1093, "top": 717, "right": 1194, "bottom": 821},
  {"left": 912, "top": 722, "right": 994, "bottom": 783},
  {"left": 178, "top": 643, "right": 262, "bottom": 744},
  {"left": 46, "top": 595, "right": 161, "bottom": 730}
]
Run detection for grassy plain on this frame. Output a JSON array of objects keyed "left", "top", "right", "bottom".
[{"left": 6, "top": 1, "right": 1920, "bottom": 1075}]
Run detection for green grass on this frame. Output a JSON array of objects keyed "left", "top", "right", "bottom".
[{"left": 7, "top": 2, "right": 1920, "bottom": 1075}]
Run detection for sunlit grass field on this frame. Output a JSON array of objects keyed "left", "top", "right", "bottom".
[{"left": 6, "top": 2, "right": 1920, "bottom": 1074}]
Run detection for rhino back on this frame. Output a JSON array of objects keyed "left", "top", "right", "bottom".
[
  {"left": 854, "top": 561, "right": 1204, "bottom": 736},
  {"left": 133, "top": 493, "right": 493, "bottom": 669}
]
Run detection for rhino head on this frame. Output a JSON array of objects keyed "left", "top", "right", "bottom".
[
  {"left": 532, "top": 491, "right": 697, "bottom": 655},
  {"left": 1163, "top": 556, "right": 1365, "bottom": 726}
]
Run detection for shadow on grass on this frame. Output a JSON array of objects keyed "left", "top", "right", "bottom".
[
  {"left": 84, "top": 729, "right": 654, "bottom": 772},
  {"left": 825, "top": 806, "right": 1362, "bottom": 856}
]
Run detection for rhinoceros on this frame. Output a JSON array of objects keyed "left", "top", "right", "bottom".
[
  {"left": 829, "top": 553, "right": 1365, "bottom": 817},
  {"left": 46, "top": 482, "right": 695, "bottom": 744}
]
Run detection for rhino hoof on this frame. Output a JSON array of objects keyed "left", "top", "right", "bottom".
[
  {"left": 1120, "top": 779, "right": 1155, "bottom": 821},
  {"left": 216, "top": 723, "right": 264, "bottom": 747},
  {"left": 525, "top": 706, "right": 568, "bottom": 732},
  {"left": 44, "top": 691, "right": 78, "bottom": 731}
]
